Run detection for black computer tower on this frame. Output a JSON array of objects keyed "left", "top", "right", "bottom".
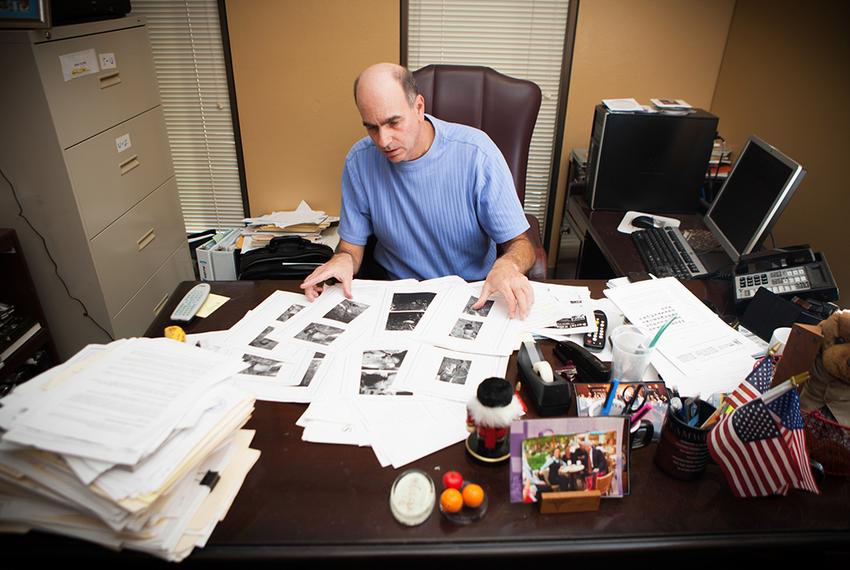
[{"left": 584, "top": 104, "right": 718, "bottom": 212}]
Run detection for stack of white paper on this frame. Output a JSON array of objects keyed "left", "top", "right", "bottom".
[
  {"left": 604, "top": 278, "right": 761, "bottom": 396},
  {"left": 0, "top": 338, "right": 260, "bottom": 562}
]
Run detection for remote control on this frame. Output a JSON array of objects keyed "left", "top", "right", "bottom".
[
  {"left": 583, "top": 310, "right": 607, "bottom": 351},
  {"left": 170, "top": 283, "right": 211, "bottom": 322}
]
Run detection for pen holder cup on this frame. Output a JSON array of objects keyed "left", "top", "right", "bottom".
[{"left": 653, "top": 400, "right": 716, "bottom": 480}]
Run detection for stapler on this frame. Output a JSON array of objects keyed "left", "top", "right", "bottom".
[{"left": 517, "top": 335, "right": 572, "bottom": 416}]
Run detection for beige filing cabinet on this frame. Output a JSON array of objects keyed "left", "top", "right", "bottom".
[{"left": 0, "top": 16, "right": 194, "bottom": 360}]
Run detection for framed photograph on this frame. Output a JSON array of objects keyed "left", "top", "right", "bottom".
[
  {"left": 574, "top": 382, "right": 670, "bottom": 439},
  {"left": 509, "top": 417, "right": 629, "bottom": 503},
  {"left": 0, "top": 0, "right": 50, "bottom": 29}
]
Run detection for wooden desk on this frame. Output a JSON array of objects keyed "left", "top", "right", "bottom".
[
  {"left": 4, "top": 280, "right": 849, "bottom": 563},
  {"left": 566, "top": 195, "right": 706, "bottom": 279}
]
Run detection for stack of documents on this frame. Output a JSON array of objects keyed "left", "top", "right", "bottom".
[
  {"left": 604, "top": 278, "right": 761, "bottom": 396},
  {"left": 241, "top": 200, "right": 339, "bottom": 251},
  {"left": 0, "top": 338, "right": 259, "bottom": 561}
]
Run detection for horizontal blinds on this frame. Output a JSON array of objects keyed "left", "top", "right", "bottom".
[
  {"left": 131, "top": 1, "right": 244, "bottom": 232},
  {"left": 408, "top": 0, "right": 569, "bottom": 236}
]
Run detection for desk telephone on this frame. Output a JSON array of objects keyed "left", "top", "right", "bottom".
[{"left": 733, "top": 246, "right": 838, "bottom": 304}]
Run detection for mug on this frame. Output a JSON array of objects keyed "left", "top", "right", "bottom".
[{"left": 653, "top": 399, "right": 716, "bottom": 480}]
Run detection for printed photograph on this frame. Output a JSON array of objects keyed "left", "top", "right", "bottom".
[
  {"left": 385, "top": 311, "right": 425, "bottom": 331},
  {"left": 249, "top": 326, "right": 278, "bottom": 350},
  {"left": 294, "top": 322, "right": 344, "bottom": 346},
  {"left": 521, "top": 430, "right": 620, "bottom": 500},
  {"left": 435, "top": 356, "right": 471, "bottom": 385},
  {"left": 509, "top": 417, "right": 628, "bottom": 503},
  {"left": 390, "top": 292, "right": 437, "bottom": 312},
  {"left": 549, "top": 314, "right": 589, "bottom": 330},
  {"left": 323, "top": 299, "right": 370, "bottom": 324},
  {"left": 362, "top": 349, "right": 407, "bottom": 370},
  {"left": 463, "top": 295, "right": 495, "bottom": 317},
  {"left": 276, "top": 303, "right": 305, "bottom": 323},
  {"left": 359, "top": 369, "right": 399, "bottom": 395},
  {"left": 450, "top": 318, "right": 483, "bottom": 340},
  {"left": 298, "top": 352, "right": 325, "bottom": 387},
  {"left": 241, "top": 354, "right": 283, "bottom": 377}
]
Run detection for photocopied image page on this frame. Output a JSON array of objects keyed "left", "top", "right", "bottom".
[
  {"left": 421, "top": 282, "right": 529, "bottom": 356},
  {"left": 532, "top": 283, "right": 597, "bottom": 338},
  {"left": 405, "top": 344, "right": 509, "bottom": 403},
  {"left": 266, "top": 283, "right": 384, "bottom": 354},
  {"left": 372, "top": 276, "right": 465, "bottom": 339}
]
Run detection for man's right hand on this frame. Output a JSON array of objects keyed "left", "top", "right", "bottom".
[{"left": 300, "top": 252, "right": 356, "bottom": 301}]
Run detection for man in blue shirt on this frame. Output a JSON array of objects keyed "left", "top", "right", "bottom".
[{"left": 301, "top": 63, "right": 535, "bottom": 318}]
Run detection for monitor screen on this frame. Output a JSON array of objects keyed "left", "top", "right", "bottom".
[{"left": 704, "top": 136, "right": 805, "bottom": 262}]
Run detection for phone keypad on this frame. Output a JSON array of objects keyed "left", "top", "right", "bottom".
[{"left": 735, "top": 267, "right": 810, "bottom": 299}]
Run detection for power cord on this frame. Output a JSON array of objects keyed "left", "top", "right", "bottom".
[{"left": 0, "top": 165, "right": 115, "bottom": 342}]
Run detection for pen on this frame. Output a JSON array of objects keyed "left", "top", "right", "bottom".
[{"left": 601, "top": 378, "right": 620, "bottom": 416}]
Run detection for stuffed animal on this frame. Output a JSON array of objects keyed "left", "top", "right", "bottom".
[{"left": 800, "top": 309, "right": 850, "bottom": 425}]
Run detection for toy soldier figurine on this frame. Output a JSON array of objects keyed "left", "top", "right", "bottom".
[{"left": 466, "top": 377, "right": 524, "bottom": 462}]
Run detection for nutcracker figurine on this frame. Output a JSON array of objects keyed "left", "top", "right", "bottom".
[{"left": 465, "top": 377, "right": 525, "bottom": 463}]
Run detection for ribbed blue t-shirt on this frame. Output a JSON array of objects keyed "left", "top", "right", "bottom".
[{"left": 338, "top": 115, "right": 530, "bottom": 281}]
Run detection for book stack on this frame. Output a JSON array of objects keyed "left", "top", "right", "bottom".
[{"left": 0, "top": 338, "right": 258, "bottom": 561}]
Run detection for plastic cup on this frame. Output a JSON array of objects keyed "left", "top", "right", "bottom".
[{"left": 610, "top": 325, "right": 653, "bottom": 382}]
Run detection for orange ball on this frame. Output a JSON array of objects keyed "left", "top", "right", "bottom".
[
  {"left": 462, "top": 483, "right": 485, "bottom": 508},
  {"left": 440, "top": 488, "right": 463, "bottom": 513}
]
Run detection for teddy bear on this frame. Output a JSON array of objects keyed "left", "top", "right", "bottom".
[{"left": 800, "top": 309, "right": 850, "bottom": 425}]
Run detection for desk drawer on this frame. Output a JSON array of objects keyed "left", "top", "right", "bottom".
[
  {"left": 90, "top": 178, "right": 186, "bottom": 317},
  {"left": 66, "top": 106, "right": 174, "bottom": 239},
  {"left": 34, "top": 25, "right": 160, "bottom": 149},
  {"left": 111, "top": 245, "right": 194, "bottom": 338}
]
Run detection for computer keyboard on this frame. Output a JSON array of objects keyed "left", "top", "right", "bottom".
[{"left": 631, "top": 227, "right": 707, "bottom": 279}]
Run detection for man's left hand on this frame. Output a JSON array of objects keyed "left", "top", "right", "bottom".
[{"left": 474, "top": 258, "right": 534, "bottom": 319}]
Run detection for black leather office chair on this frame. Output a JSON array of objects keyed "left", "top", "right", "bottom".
[{"left": 413, "top": 64, "right": 547, "bottom": 280}]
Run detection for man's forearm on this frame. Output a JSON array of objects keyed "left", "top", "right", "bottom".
[
  {"left": 335, "top": 239, "right": 365, "bottom": 275},
  {"left": 495, "top": 234, "right": 535, "bottom": 275}
]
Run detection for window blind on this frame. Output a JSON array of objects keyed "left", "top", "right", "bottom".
[
  {"left": 131, "top": 1, "right": 244, "bottom": 232},
  {"left": 407, "top": 0, "right": 569, "bottom": 237}
]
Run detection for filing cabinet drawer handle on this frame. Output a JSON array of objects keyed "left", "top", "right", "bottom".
[
  {"left": 99, "top": 72, "right": 122, "bottom": 89},
  {"left": 119, "top": 154, "right": 141, "bottom": 175},
  {"left": 153, "top": 293, "right": 169, "bottom": 316},
  {"left": 137, "top": 228, "right": 156, "bottom": 250}
]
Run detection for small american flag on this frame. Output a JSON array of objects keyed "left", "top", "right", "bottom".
[
  {"left": 724, "top": 356, "right": 774, "bottom": 410},
  {"left": 767, "top": 389, "right": 820, "bottom": 494},
  {"left": 708, "top": 398, "right": 800, "bottom": 497}
]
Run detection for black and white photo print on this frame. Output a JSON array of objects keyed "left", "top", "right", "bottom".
[
  {"left": 241, "top": 354, "right": 284, "bottom": 377},
  {"left": 463, "top": 295, "right": 495, "bottom": 317},
  {"left": 294, "top": 323, "right": 344, "bottom": 346},
  {"left": 450, "top": 318, "right": 483, "bottom": 340},
  {"left": 435, "top": 356, "right": 472, "bottom": 385},
  {"left": 249, "top": 326, "right": 279, "bottom": 349},
  {"left": 323, "top": 299, "right": 369, "bottom": 324}
]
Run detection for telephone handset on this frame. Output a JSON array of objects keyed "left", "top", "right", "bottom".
[{"left": 733, "top": 246, "right": 839, "bottom": 304}]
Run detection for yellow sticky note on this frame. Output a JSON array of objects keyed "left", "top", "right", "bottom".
[{"left": 196, "top": 293, "right": 230, "bottom": 318}]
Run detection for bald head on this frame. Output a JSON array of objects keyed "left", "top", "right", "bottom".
[
  {"left": 352, "top": 63, "right": 433, "bottom": 163},
  {"left": 354, "top": 63, "right": 418, "bottom": 106}
]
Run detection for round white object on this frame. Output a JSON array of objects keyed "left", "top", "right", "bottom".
[{"left": 389, "top": 469, "right": 435, "bottom": 526}]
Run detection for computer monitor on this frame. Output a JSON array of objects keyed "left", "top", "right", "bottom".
[{"left": 703, "top": 135, "right": 806, "bottom": 262}]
